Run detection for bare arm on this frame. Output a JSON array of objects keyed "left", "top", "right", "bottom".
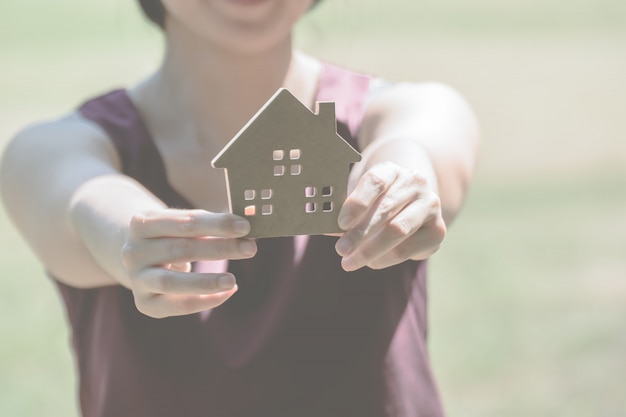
[
  {"left": 356, "top": 81, "right": 479, "bottom": 224},
  {"left": 336, "top": 82, "right": 480, "bottom": 271},
  {"left": 1, "top": 115, "right": 255, "bottom": 317},
  {"left": 0, "top": 116, "right": 131, "bottom": 287}
]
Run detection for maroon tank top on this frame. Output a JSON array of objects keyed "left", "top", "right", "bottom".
[{"left": 55, "top": 63, "right": 444, "bottom": 417}]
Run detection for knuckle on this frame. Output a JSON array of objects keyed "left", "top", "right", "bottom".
[
  {"left": 180, "top": 210, "right": 204, "bottom": 234},
  {"left": 376, "top": 196, "right": 396, "bottom": 219},
  {"left": 153, "top": 269, "right": 174, "bottom": 293},
  {"left": 129, "top": 214, "right": 146, "bottom": 235},
  {"left": 387, "top": 218, "right": 413, "bottom": 239},
  {"left": 170, "top": 237, "right": 193, "bottom": 258},
  {"left": 121, "top": 242, "right": 139, "bottom": 266},
  {"left": 366, "top": 170, "right": 389, "bottom": 192},
  {"left": 179, "top": 217, "right": 196, "bottom": 235},
  {"left": 429, "top": 194, "right": 442, "bottom": 212},
  {"left": 405, "top": 185, "right": 421, "bottom": 204},
  {"left": 409, "top": 171, "right": 428, "bottom": 188}
]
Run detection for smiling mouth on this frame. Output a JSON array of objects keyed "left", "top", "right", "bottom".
[{"left": 226, "top": 0, "right": 271, "bottom": 6}]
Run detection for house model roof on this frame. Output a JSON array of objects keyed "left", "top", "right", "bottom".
[{"left": 212, "top": 88, "right": 361, "bottom": 238}]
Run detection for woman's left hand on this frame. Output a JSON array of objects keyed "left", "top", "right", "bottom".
[{"left": 335, "top": 161, "right": 446, "bottom": 271}]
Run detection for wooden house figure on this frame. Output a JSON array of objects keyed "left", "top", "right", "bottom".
[{"left": 212, "top": 88, "right": 361, "bottom": 238}]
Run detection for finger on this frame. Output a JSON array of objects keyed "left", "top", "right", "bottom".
[
  {"left": 135, "top": 288, "right": 237, "bottom": 318},
  {"left": 337, "top": 162, "right": 398, "bottom": 230},
  {"left": 367, "top": 220, "right": 446, "bottom": 269},
  {"left": 130, "top": 209, "right": 250, "bottom": 239},
  {"left": 136, "top": 268, "right": 237, "bottom": 296},
  {"left": 123, "top": 237, "right": 257, "bottom": 268},
  {"left": 336, "top": 173, "right": 422, "bottom": 257},
  {"left": 337, "top": 203, "right": 427, "bottom": 271},
  {"left": 340, "top": 199, "right": 433, "bottom": 271}
]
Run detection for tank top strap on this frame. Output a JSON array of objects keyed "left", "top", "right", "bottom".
[
  {"left": 77, "top": 64, "right": 372, "bottom": 205},
  {"left": 78, "top": 89, "right": 190, "bottom": 208},
  {"left": 316, "top": 63, "right": 373, "bottom": 150},
  {"left": 79, "top": 89, "right": 150, "bottom": 175}
]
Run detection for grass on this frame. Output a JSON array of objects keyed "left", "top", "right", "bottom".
[
  {"left": 430, "top": 172, "right": 626, "bottom": 416},
  {"left": 1, "top": 1, "right": 625, "bottom": 416}
]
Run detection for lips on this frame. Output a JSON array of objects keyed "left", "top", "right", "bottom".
[{"left": 226, "top": 0, "right": 270, "bottom": 6}]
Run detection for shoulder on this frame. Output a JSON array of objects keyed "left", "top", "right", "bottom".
[
  {"left": 1, "top": 112, "right": 120, "bottom": 175},
  {"left": 365, "top": 80, "right": 475, "bottom": 119},
  {"left": 359, "top": 80, "right": 479, "bottom": 147},
  {"left": 1, "top": 112, "right": 122, "bottom": 214}
]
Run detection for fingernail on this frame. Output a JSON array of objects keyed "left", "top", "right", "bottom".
[
  {"left": 239, "top": 240, "right": 256, "bottom": 256},
  {"left": 336, "top": 238, "right": 353, "bottom": 256},
  {"left": 218, "top": 275, "right": 235, "bottom": 290},
  {"left": 234, "top": 219, "right": 250, "bottom": 235},
  {"left": 342, "top": 257, "right": 357, "bottom": 272}
]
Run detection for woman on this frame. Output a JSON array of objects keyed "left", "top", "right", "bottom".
[{"left": 0, "top": 1, "right": 479, "bottom": 416}]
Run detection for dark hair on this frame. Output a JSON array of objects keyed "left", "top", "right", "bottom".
[
  {"left": 138, "top": 0, "right": 322, "bottom": 29},
  {"left": 138, "top": 0, "right": 166, "bottom": 29}
]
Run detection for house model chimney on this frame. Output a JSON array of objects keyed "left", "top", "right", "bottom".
[{"left": 316, "top": 102, "right": 336, "bottom": 128}]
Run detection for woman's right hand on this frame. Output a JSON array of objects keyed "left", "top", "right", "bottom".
[{"left": 121, "top": 209, "right": 256, "bottom": 318}]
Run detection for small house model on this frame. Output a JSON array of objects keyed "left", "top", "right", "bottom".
[{"left": 212, "top": 88, "right": 361, "bottom": 238}]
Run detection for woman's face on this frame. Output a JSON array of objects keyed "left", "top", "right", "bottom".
[{"left": 161, "top": 0, "right": 315, "bottom": 54}]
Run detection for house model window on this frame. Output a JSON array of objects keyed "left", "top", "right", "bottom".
[
  {"left": 212, "top": 88, "right": 361, "bottom": 238},
  {"left": 304, "top": 185, "right": 334, "bottom": 214}
]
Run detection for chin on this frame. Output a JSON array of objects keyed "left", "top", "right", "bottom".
[
  {"left": 164, "top": 0, "right": 306, "bottom": 55},
  {"left": 204, "top": 19, "right": 293, "bottom": 56}
]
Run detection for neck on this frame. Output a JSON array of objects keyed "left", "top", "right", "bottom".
[
  {"left": 136, "top": 19, "right": 311, "bottom": 152},
  {"left": 164, "top": 21, "right": 294, "bottom": 119}
]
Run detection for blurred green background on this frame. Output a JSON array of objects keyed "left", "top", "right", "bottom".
[{"left": 1, "top": 1, "right": 625, "bottom": 416}]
